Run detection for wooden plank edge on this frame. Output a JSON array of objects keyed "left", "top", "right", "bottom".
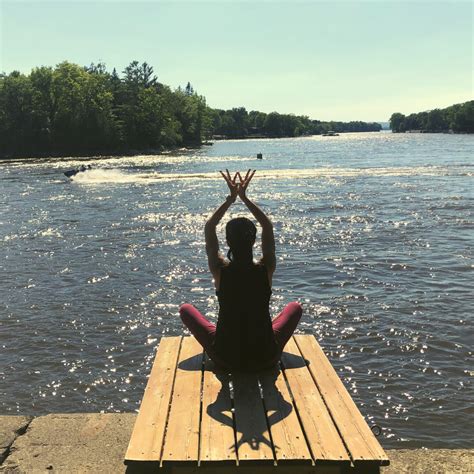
[
  {"left": 294, "top": 335, "right": 381, "bottom": 465},
  {"left": 228, "top": 371, "right": 240, "bottom": 467},
  {"left": 158, "top": 335, "right": 185, "bottom": 466},
  {"left": 235, "top": 459, "right": 278, "bottom": 467},
  {"left": 196, "top": 347, "right": 206, "bottom": 466},
  {"left": 229, "top": 371, "right": 276, "bottom": 463},
  {"left": 280, "top": 342, "right": 351, "bottom": 465},
  {"left": 259, "top": 365, "right": 315, "bottom": 466},
  {"left": 125, "top": 335, "right": 183, "bottom": 463},
  {"left": 199, "top": 355, "right": 239, "bottom": 466},
  {"left": 199, "top": 459, "right": 241, "bottom": 467},
  {"left": 123, "top": 459, "right": 159, "bottom": 467},
  {"left": 279, "top": 370, "right": 351, "bottom": 466},
  {"left": 273, "top": 458, "right": 315, "bottom": 466},
  {"left": 288, "top": 338, "right": 354, "bottom": 465},
  {"left": 160, "top": 337, "right": 204, "bottom": 465},
  {"left": 161, "top": 460, "right": 200, "bottom": 467},
  {"left": 259, "top": 388, "right": 278, "bottom": 466},
  {"left": 307, "top": 335, "right": 389, "bottom": 466},
  {"left": 277, "top": 359, "right": 316, "bottom": 466},
  {"left": 294, "top": 335, "right": 389, "bottom": 466},
  {"left": 354, "top": 458, "right": 390, "bottom": 467}
]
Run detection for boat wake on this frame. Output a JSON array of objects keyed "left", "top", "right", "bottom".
[
  {"left": 70, "top": 169, "right": 143, "bottom": 184},
  {"left": 69, "top": 166, "right": 472, "bottom": 185}
]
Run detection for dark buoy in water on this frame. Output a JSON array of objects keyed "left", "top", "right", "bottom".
[{"left": 257, "top": 153, "right": 263, "bottom": 159}]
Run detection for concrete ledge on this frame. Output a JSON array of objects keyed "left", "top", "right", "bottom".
[
  {"left": 0, "top": 417, "right": 32, "bottom": 464},
  {"left": 0, "top": 414, "right": 135, "bottom": 473},
  {"left": 1, "top": 414, "right": 473, "bottom": 473},
  {"left": 383, "top": 449, "right": 474, "bottom": 473}
]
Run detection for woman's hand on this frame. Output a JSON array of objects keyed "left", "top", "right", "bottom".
[
  {"left": 220, "top": 169, "right": 239, "bottom": 202},
  {"left": 237, "top": 169, "right": 256, "bottom": 200}
]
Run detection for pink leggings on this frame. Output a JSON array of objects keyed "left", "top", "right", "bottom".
[{"left": 179, "top": 302, "right": 302, "bottom": 368}]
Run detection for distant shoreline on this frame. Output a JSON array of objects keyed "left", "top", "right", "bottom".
[
  {"left": 389, "top": 100, "right": 473, "bottom": 134},
  {"left": 0, "top": 130, "right": 382, "bottom": 162},
  {"left": 3, "top": 129, "right": 473, "bottom": 163},
  {"left": 0, "top": 144, "right": 199, "bottom": 163},
  {"left": 0, "top": 61, "right": 382, "bottom": 162}
]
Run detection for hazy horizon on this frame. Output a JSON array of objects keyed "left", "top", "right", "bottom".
[{"left": 1, "top": 0, "right": 472, "bottom": 122}]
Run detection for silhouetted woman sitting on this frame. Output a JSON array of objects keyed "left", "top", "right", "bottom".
[{"left": 180, "top": 169, "right": 302, "bottom": 371}]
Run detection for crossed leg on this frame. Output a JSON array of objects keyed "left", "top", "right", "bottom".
[
  {"left": 179, "top": 301, "right": 302, "bottom": 365},
  {"left": 271, "top": 301, "right": 303, "bottom": 351}
]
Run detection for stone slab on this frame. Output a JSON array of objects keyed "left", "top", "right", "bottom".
[
  {"left": 1, "top": 413, "right": 473, "bottom": 473},
  {"left": 384, "top": 449, "right": 474, "bottom": 473},
  {"left": 0, "top": 417, "right": 32, "bottom": 464},
  {"left": 0, "top": 413, "right": 136, "bottom": 474}
]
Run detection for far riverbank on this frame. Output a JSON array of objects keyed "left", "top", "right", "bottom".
[
  {"left": 0, "top": 130, "right": 385, "bottom": 162},
  {"left": 3, "top": 128, "right": 473, "bottom": 162}
]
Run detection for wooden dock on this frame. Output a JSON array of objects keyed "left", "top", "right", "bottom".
[{"left": 125, "top": 335, "right": 389, "bottom": 473}]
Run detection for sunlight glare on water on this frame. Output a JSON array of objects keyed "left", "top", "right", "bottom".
[{"left": 0, "top": 132, "right": 473, "bottom": 448}]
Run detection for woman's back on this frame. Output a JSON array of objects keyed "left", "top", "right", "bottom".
[
  {"left": 214, "top": 262, "right": 278, "bottom": 370},
  {"left": 179, "top": 169, "right": 301, "bottom": 373}
]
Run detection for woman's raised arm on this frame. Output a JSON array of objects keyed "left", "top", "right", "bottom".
[
  {"left": 238, "top": 170, "right": 276, "bottom": 280},
  {"left": 205, "top": 170, "right": 238, "bottom": 283}
]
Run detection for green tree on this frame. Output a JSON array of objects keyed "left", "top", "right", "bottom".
[
  {"left": 389, "top": 113, "right": 406, "bottom": 132},
  {"left": 28, "top": 66, "right": 55, "bottom": 152},
  {"left": 120, "top": 61, "right": 161, "bottom": 148},
  {"left": 172, "top": 87, "right": 208, "bottom": 145},
  {"left": 248, "top": 110, "right": 267, "bottom": 134},
  {"left": 229, "top": 107, "right": 248, "bottom": 137},
  {"left": 425, "top": 109, "right": 448, "bottom": 132},
  {"left": 0, "top": 71, "right": 35, "bottom": 155},
  {"left": 185, "top": 82, "right": 194, "bottom": 96},
  {"left": 49, "top": 61, "right": 120, "bottom": 152},
  {"left": 452, "top": 101, "right": 474, "bottom": 133},
  {"left": 263, "top": 112, "right": 284, "bottom": 137},
  {"left": 50, "top": 61, "right": 89, "bottom": 150}
]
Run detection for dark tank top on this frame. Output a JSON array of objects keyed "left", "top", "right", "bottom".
[{"left": 213, "top": 262, "right": 278, "bottom": 371}]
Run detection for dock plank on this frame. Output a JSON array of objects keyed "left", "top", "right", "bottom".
[
  {"left": 232, "top": 372, "right": 274, "bottom": 463},
  {"left": 281, "top": 338, "right": 350, "bottom": 463},
  {"left": 125, "top": 336, "right": 181, "bottom": 462},
  {"left": 259, "top": 366, "right": 312, "bottom": 464},
  {"left": 125, "top": 335, "right": 388, "bottom": 470},
  {"left": 200, "top": 357, "right": 237, "bottom": 464},
  {"left": 294, "top": 335, "right": 389, "bottom": 466},
  {"left": 162, "top": 337, "right": 204, "bottom": 463}
]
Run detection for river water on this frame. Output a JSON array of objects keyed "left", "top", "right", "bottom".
[{"left": 1, "top": 132, "right": 472, "bottom": 448}]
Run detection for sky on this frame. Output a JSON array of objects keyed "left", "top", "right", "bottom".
[{"left": 0, "top": 0, "right": 472, "bottom": 121}]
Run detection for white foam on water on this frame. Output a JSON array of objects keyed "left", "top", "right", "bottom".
[
  {"left": 71, "top": 169, "right": 143, "bottom": 184},
  {"left": 69, "top": 166, "right": 463, "bottom": 185},
  {"left": 37, "top": 227, "right": 62, "bottom": 238}
]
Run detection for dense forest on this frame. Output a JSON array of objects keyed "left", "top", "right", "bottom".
[
  {"left": 389, "top": 101, "right": 474, "bottom": 133},
  {"left": 0, "top": 61, "right": 383, "bottom": 158}
]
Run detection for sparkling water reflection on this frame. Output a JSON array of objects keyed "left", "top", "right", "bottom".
[{"left": 0, "top": 132, "right": 473, "bottom": 448}]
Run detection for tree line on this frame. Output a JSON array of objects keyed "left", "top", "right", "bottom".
[
  {"left": 210, "top": 108, "right": 381, "bottom": 139},
  {"left": 389, "top": 101, "right": 473, "bottom": 133},
  {"left": 0, "top": 61, "right": 381, "bottom": 158}
]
